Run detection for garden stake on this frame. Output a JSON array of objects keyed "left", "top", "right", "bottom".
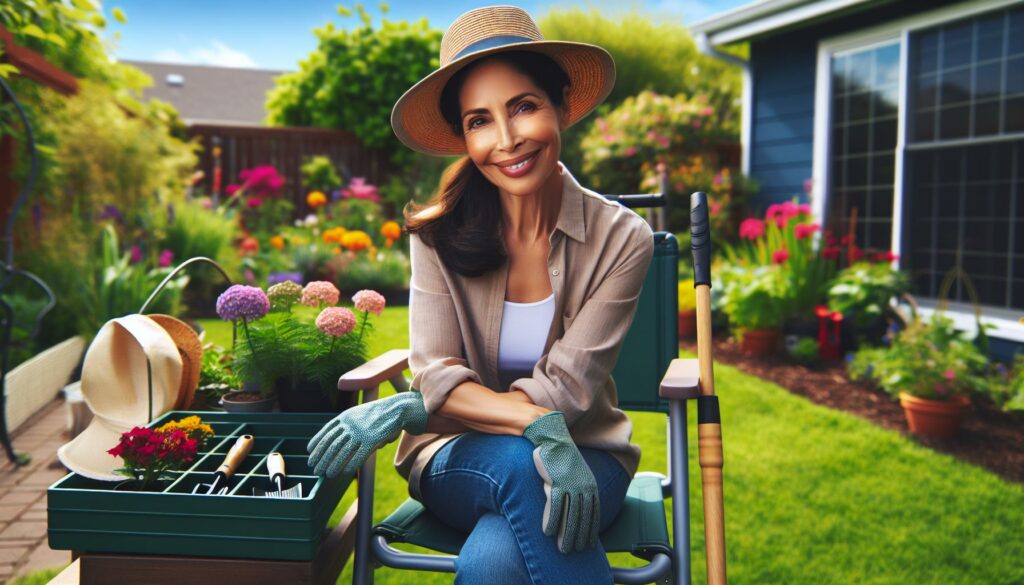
[{"left": 691, "top": 191, "right": 728, "bottom": 585}]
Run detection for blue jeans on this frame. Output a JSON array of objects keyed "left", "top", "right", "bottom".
[{"left": 419, "top": 432, "right": 632, "bottom": 585}]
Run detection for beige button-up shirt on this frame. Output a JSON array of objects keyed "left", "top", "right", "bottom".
[{"left": 395, "top": 162, "right": 655, "bottom": 502}]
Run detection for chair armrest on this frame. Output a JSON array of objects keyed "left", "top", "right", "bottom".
[
  {"left": 659, "top": 358, "right": 701, "bottom": 401},
  {"left": 338, "top": 349, "right": 409, "bottom": 392}
]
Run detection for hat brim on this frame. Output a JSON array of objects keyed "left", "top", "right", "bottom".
[
  {"left": 147, "top": 315, "right": 203, "bottom": 410},
  {"left": 391, "top": 40, "right": 615, "bottom": 156},
  {"left": 57, "top": 415, "right": 135, "bottom": 481}
]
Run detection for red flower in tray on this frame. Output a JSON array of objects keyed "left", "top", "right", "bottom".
[{"left": 108, "top": 427, "right": 199, "bottom": 490}]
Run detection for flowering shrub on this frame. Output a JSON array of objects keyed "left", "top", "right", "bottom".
[
  {"left": 718, "top": 264, "right": 789, "bottom": 333},
  {"left": 108, "top": 427, "right": 199, "bottom": 490},
  {"left": 849, "top": 314, "right": 991, "bottom": 401},
  {"left": 579, "top": 91, "right": 750, "bottom": 233}
]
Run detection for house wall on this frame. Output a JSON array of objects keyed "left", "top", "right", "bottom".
[{"left": 747, "top": 0, "right": 962, "bottom": 211}]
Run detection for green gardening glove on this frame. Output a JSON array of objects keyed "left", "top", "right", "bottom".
[
  {"left": 307, "top": 391, "right": 429, "bottom": 481},
  {"left": 522, "top": 411, "right": 600, "bottom": 554}
]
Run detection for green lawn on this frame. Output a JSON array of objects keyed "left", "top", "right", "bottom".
[{"left": 197, "top": 308, "right": 1023, "bottom": 583}]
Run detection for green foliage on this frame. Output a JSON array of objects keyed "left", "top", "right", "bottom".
[
  {"left": 989, "top": 356, "right": 1024, "bottom": 414},
  {"left": 159, "top": 198, "right": 239, "bottom": 270},
  {"left": 0, "top": 290, "right": 49, "bottom": 368},
  {"left": 231, "top": 307, "right": 369, "bottom": 396},
  {"left": 788, "top": 337, "right": 820, "bottom": 366},
  {"left": 538, "top": 7, "right": 743, "bottom": 172},
  {"left": 300, "top": 155, "right": 343, "bottom": 192},
  {"left": 718, "top": 264, "right": 788, "bottom": 332},
  {"left": 198, "top": 342, "right": 241, "bottom": 396},
  {"left": 266, "top": 4, "right": 441, "bottom": 170},
  {"left": 849, "top": 315, "right": 991, "bottom": 401},
  {"left": 828, "top": 261, "right": 910, "bottom": 331},
  {"left": 335, "top": 248, "right": 410, "bottom": 291},
  {"left": 579, "top": 91, "right": 750, "bottom": 233}
]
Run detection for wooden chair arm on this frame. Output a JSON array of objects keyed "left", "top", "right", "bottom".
[
  {"left": 659, "top": 358, "right": 701, "bottom": 401},
  {"left": 337, "top": 349, "right": 410, "bottom": 392}
]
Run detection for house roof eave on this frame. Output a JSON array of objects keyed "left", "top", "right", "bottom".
[{"left": 690, "top": 0, "right": 889, "bottom": 46}]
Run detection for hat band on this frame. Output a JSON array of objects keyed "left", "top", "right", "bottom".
[{"left": 451, "top": 35, "right": 535, "bottom": 62}]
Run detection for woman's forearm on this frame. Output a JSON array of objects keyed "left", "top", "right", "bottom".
[{"left": 430, "top": 382, "right": 549, "bottom": 436}]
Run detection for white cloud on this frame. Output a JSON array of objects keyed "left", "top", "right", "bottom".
[{"left": 152, "top": 40, "right": 258, "bottom": 68}]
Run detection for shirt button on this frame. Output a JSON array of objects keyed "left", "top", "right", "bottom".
[{"left": 552, "top": 269, "right": 560, "bottom": 276}]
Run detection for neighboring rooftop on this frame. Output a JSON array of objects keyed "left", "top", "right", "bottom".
[
  {"left": 122, "top": 60, "right": 290, "bottom": 126},
  {"left": 689, "top": 0, "right": 891, "bottom": 44}
]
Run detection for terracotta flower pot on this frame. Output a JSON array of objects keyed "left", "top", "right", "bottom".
[
  {"left": 739, "top": 328, "right": 779, "bottom": 356},
  {"left": 678, "top": 309, "right": 697, "bottom": 340},
  {"left": 898, "top": 392, "right": 971, "bottom": 439}
]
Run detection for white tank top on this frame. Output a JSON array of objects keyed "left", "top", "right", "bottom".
[{"left": 498, "top": 292, "right": 555, "bottom": 377}]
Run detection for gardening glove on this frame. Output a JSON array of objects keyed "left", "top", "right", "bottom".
[
  {"left": 522, "top": 411, "right": 601, "bottom": 554},
  {"left": 306, "top": 391, "right": 429, "bottom": 482}
]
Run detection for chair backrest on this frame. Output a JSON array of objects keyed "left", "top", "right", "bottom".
[{"left": 612, "top": 231, "right": 679, "bottom": 414}]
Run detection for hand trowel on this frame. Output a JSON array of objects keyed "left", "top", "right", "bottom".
[
  {"left": 192, "top": 434, "right": 253, "bottom": 495},
  {"left": 254, "top": 452, "right": 303, "bottom": 498}
]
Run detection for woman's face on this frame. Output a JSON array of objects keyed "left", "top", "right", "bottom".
[{"left": 458, "top": 58, "right": 567, "bottom": 198}]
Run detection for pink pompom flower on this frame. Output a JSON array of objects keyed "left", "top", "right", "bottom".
[
  {"left": 352, "top": 290, "right": 386, "bottom": 316},
  {"left": 316, "top": 307, "right": 357, "bottom": 338},
  {"left": 301, "top": 281, "right": 340, "bottom": 307},
  {"left": 772, "top": 248, "right": 790, "bottom": 264},
  {"left": 739, "top": 218, "right": 765, "bottom": 240},
  {"left": 794, "top": 223, "right": 820, "bottom": 240}
]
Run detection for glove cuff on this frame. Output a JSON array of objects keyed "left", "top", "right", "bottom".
[
  {"left": 401, "top": 391, "right": 430, "bottom": 436},
  {"left": 522, "top": 411, "right": 570, "bottom": 446}
]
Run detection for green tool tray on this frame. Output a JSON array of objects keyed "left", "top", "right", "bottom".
[{"left": 47, "top": 411, "right": 347, "bottom": 561}]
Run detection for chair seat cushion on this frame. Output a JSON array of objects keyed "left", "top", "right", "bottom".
[{"left": 373, "top": 474, "right": 672, "bottom": 560}]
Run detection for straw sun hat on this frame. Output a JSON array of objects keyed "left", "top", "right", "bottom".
[{"left": 391, "top": 5, "right": 616, "bottom": 156}]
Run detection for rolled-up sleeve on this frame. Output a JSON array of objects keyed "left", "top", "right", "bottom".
[
  {"left": 511, "top": 221, "right": 655, "bottom": 426},
  {"left": 408, "top": 233, "right": 482, "bottom": 414}
]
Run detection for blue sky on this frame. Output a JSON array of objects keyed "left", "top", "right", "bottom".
[{"left": 100, "top": 0, "right": 748, "bottom": 71}]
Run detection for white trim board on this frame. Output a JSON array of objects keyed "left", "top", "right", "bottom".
[{"left": 914, "top": 301, "right": 1024, "bottom": 345}]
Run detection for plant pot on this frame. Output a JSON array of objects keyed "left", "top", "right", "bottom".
[
  {"left": 220, "top": 390, "right": 276, "bottom": 413},
  {"left": 898, "top": 392, "right": 971, "bottom": 439},
  {"left": 113, "top": 479, "right": 171, "bottom": 492},
  {"left": 678, "top": 309, "right": 697, "bottom": 340},
  {"left": 739, "top": 328, "right": 780, "bottom": 356},
  {"left": 276, "top": 378, "right": 355, "bottom": 413}
]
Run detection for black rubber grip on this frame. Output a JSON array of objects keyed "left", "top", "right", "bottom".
[
  {"left": 690, "top": 192, "right": 712, "bottom": 287},
  {"left": 697, "top": 395, "right": 721, "bottom": 425}
]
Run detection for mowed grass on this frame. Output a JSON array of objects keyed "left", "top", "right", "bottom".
[{"left": 199, "top": 306, "right": 1024, "bottom": 584}]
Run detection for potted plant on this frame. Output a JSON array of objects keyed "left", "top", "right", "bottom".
[
  {"left": 195, "top": 342, "right": 241, "bottom": 410},
  {"left": 849, "top": 314, "right": 989, "bottom": 438},
  {"left": 677, "top": 280, "right": 698, "bottom": 340},
  {"left": 719, "top": 264, "right": 788, "bottom": 356},
  {"left": 216, "top": 280, "right": 381, "bottom": 412},
  {"left": 214, "top": 284, "right": 277, "bottom": 412},
  {"left": 828, "top": 259, "right": 909, "bottom": 348},
  {"left": 107, "top": 425, "right": 203, "bottom": 491}
]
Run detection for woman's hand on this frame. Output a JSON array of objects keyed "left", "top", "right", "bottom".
[
  {"left": 522, "top": 411, "right": 600, "bottom": 554},
  {"left": 306, "top": 391, "right": 429, "bottom": 482}
]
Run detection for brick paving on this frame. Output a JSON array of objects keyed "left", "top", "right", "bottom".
[{"left": 0, "top": 398, "right": 71, "bottom": 583}]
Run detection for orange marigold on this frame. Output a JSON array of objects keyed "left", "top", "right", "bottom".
[
  {"left": 380, "top": 221, "right": 401, "bottom": 241},
  {"left": 306, "top": 191, "right": 328, "bottom": 208},
  {"left": 270, "top": 235, "right": 286, "bottom": 250},
  {"left": 342, "top": 230, "right": 372, "bottom": 252},
  {"left": 239, "top": 236, "right": 259, "bottom": 255},
  {"left": 323, "top": 226, "right": 347, "bottom": 244}
]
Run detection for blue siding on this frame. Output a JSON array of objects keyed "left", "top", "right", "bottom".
[{"left": 747, "top": 0, "right": 962, "bottom": 211}]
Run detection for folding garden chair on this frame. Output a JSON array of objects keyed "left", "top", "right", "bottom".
[{"left": 337, "top": 195, "right": 707, "bottom": 585}]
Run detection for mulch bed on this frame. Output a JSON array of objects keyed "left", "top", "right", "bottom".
[{"left": 680, "top": 335, "right": 1024, "bottom": 486}]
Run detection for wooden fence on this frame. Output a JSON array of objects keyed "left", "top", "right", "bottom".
[{"left": 188, "top": 124, "right": 391, "bottom": 212}]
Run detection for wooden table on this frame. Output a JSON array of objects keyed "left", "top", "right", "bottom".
[{"left": 48, "top": 500, "right": 358, "bottom": 585}]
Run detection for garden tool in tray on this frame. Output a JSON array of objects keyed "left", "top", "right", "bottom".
[
  {"left": 253, "top": 452, "right": 303, "bottom": 498},
  {"left": 192, "top": 434, "right": 253, "bottom": 495}
]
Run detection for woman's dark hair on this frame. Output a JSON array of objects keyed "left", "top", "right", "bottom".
[{"left": 403, "top": 50, "right": 570, "bottom": 277}]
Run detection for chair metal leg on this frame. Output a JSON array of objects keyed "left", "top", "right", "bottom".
[
  {"left": 352, "top": 385, "right": 380, "bottom": 585},
  {"left": 669, "top": 398, "right": 692, "bottom": 585}
]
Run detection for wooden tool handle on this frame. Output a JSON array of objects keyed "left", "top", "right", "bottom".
[
  {"left": 267, "top": 452, "right": 286, "bottom": 481},
  {"left": 217, "top": 435, "right": 253, "bottom": 478}
]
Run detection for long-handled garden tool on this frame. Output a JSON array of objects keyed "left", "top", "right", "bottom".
[
  {"left": 254, "top": 452, "right": 303, "bottom": 498},
  {"left": 192, "top": 434, "right": 253, "bottom": 495},
  {"left": 691, "top": 191, "right": 728, "bottom": 585}
]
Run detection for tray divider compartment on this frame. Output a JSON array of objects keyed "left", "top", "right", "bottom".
[
  {"left": 162, "top": 423, "right": 250, "bottom": 494},
  {"left": 227, "top": 438, "right": 288, "bottom": 496}
]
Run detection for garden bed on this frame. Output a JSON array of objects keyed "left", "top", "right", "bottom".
[{"left": 681, "top": 335, "right": 1024, "bottom": 485}]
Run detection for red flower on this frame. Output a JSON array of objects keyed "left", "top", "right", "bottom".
[
  {"left": 739, "top": 218, "right": 765, "bottom": 240},
  {"left": 772, "top": 248, "right": 790, "bottom": 264},
  {"left": 872, "top": 251, "right": 899, "bottom": 263},
  {"left": 850, "top": 246, "right": 863, "bottom": 261},
  {"left": 822, "top": 246, "right": 841, "bottom": 260},
  {"left": 246, "top": 196, "right": 263, "bottom": 209},
  {"left": 815, "top": 305, "right": 831, "bottom": 319},
  {"left": 794, "top": 223, "right": 820, "bottom": 240}
]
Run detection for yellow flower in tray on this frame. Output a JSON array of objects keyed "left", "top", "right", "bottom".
[{"left": 158, "top": 415, "right": 214, "bottom": 449}]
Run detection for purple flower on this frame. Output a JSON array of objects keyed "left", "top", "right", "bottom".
[
  {"left": 129, "top": 245, "right": 143, "bottom": 264},
  {"left": 158, "top": 249, "right": 174, "bottom": 268},
  {"left": 268, "top": 272, "right": 303, "bottom": 286},
  {"left": 98, "top": 204, "right": 124, "bottom": 224},
  {"left": 216, "top": 285, "right": 270, "bottom": 321}
]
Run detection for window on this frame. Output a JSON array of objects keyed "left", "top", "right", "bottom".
[
  {"left": 827, "top": 43, "right": 900, "bottom": 252},
  {"left": 903, "top": 5, "right": 1024, "bottom": 310}
]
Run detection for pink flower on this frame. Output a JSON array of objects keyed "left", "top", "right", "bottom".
[
  {"left": 934, "top": 383, "right": 949, "bottom": 397},
  {"left": 794, "top": 223, "right": 820, "bottom": 240},
  {"left": 342, "top": 178, "right": 380, "bottom": 202},
  {"left": 225, "top": 184, "right": 240, "bottom": 197},
  {"left": 246, "top": 196, "right": 263, "bottom": 209},
  {"left": 803, "top": 178, "right": 814, "bottom": 194},
  {"left": 129, "top": 245, "right": 142, "bottom": 264},
  {"left": 943, "top": 369, "right": 957, "bottom": 381},
  {"left": 315, "top": 307, "right": 357, "bottom": 337},
  {"left": 822, "top": 246, "right": 841, "bottom": 260},
  {"left": 739, "top": 218, "right": 765, "bottom": 240},
  {"left": 772, "top": 248, "right": 790, "bottom": 264},
  {"left": 624, "top": 146, "right": 637, "bottom": 157},
  {"left": 700, "top": 106, "right": 714, "bottom": 116},
  {"left": 352, "top": 290, "right": 386, "bottom": 316},
  {"left": 158, "top": 249, "right": 174, "bottom": 268},
  {"left": 301, "top": 281, "right": 340, "bottom": 307}
]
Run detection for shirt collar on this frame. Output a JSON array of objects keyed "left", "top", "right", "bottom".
[{"left": 553, "top": 161, "right": 586, "bottom": 244}]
